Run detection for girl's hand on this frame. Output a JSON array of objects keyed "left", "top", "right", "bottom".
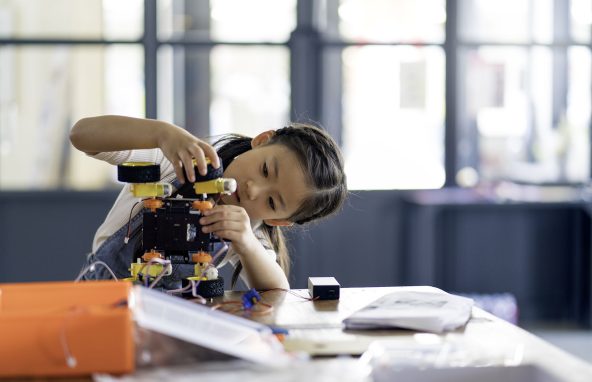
[
  {"left": 157, "top": 123, "right": 220, "bottom": 183},
  {"left": 199, "top": 205, "right": 260, "bottom": 255}
]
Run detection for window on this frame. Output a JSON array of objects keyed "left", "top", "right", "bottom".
[
  {"left": 156, "top": 0, "right": 293, "bottom": 139},
  {"left": 342, "top": 45, "right": 445, "bottom": 189},
  {"left": 1, "top": 0, "right": 590, "bottom": 190},
  {"left": 337, "top": 0, "right": 446, "bottom": 189},
  {"left": 157, "top": 44, "right": 290, "bottom": 139},
  {"left": 0, "top": 0, "right": 143, "bottom": 190},
  {"left": 456, "top": 0, "right": 592, "bottom": 185}
]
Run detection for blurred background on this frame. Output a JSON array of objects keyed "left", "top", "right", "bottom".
[{"left": 0, "top": 0, "right": 591, "bottom": 361}]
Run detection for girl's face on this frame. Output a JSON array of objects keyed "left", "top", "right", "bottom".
[{"left": 221, "top": 143, "right": 310, "bottom": 224}]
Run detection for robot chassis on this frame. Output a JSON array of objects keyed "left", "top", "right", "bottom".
[{"left": 117, "top": 160, "right": 236, "bottom": 298}]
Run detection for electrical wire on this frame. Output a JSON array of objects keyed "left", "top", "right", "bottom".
[
  {"left": 209, "top": 288, "right": 316, "bottom": 316},
  {"left": 164, "top": 239, "right": 229, "bottom": 299},
  {"left": 125, "top": 194, "right": 229, "bottom": 294},
  {"left": 209, "top": 288, "right": 317, "bottom": 316},
  {"left": 60, "top": 306, "right": 83, "bottom": 369},
  {"left": 210, "top": 298, "right": 274, "bottom": 316},
  {"left": 124, "top": 200, "right": 142, "bottom": 244},
  {"left": 134, "top": 257, "right": 171, "bottom": 289},
  {"left": 147, "top": 258, "right": 172, "bottom": 289},
  {"left": 147, "top": 259, "right": 171, "bottom": 288},
  {"left": 74, "top": 260, "right": 119, "bottom": 282},
  {"left": 60, "top": 300, "right": 128, "bottom": 369},
  {"left": 189, "top": 238, "right": 229, "bottom": 294},
  {"left": 190, "top": 280, "right": 207, "bottom": 304},
  {"left": 166, "top": 283, "right": 192, "bottom": 295},
  {"left": 260, "top": 288, "right": 319, "bottom": 301}
]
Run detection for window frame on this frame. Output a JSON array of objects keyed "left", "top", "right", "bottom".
[{"left": 0, "top": 0, "right": 589, "bottom": 189}]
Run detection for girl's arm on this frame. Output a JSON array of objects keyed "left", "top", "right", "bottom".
[
  {"left": 200, "top": 206, "right": 290, "bottom": 290},
  {"left": 70, "top": 115, "right": 219, "bottom": 183},
  {"left": 235, "top": 236, "right": 290, "bottom": 290}
]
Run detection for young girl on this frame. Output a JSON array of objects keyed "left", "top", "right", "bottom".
[{"left": 70, "top": 115, "right": 347, "bottom": 290}]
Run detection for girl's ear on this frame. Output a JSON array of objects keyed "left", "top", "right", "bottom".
[
  {"left": 264, "top": 219, "right": 294, "bottom": 227},
  {"left": 251, "top": 130, "right": 276, "bottom": 148}
]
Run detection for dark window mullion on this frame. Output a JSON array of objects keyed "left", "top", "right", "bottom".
[
  {"left": 290, "top": 0, "right": 321, "bottom": 124},
  {"left": 144, "top": 0, "right": 158, "bottom": 119},
  {"left": 445, "top": 0, "right": 459, "bottom": 187},
  {"left": 552, "top": 0, "right": 570, "bottom": 130},
  {"left": 319, "top": 0, "right": 342, "bottom": 146},
  {"left": 182, "top": 0, "right": 210, "bottom": 138}
]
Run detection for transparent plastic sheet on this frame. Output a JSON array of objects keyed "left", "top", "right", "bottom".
[
  {"left": 128, "top": 286, "right": 292, "bottom": 367},
  {"left": 91, "top": 287, "right": 308, "bottom": 380},
  {"left": 133, "top": 326, "right": 235, "bottom": 367},
  {"left": 360, "top": 336, "right": 566, "bottom": 382},
  {"left": 95, "top": 357, "right": 372, "bottom": 382}
]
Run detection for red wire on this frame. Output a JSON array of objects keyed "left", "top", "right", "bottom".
[
  {"left": 259, "top": 288, "right": 318, "bottom": 301},
  {"left": 210, "top": 299, "right": 274, "bottom": 316},
  {"left": 125, "top": 200, "right": 142, "bottom": 241}
]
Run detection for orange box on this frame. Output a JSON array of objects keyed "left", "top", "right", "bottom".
[{"left": 0, "top": 280, "right": 135, "bottom": 377}]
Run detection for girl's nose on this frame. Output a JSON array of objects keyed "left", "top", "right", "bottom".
[{"left": 246, "top": 180, "right": 261, "bottom": 201}]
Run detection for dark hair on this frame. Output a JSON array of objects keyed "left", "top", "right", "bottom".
[{"left": 214, "top": 122, "right": 348, "bottom": 287}]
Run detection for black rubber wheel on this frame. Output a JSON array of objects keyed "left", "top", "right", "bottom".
[
  {"left": 182, "top": 277, "right": 225, "bottom": 298},
  {"left": 118, "top": 162, "right": 160, "bottom": 183},
  {"left": 193, "top": 162, "right": 224, "bottom": 182}
]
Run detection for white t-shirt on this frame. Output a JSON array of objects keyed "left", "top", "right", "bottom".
[{"left": 89, "top": 149, "right": 276, "bottom": 276}]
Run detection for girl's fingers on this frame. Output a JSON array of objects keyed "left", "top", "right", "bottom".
[
  {"left": 200, "top": 212, "right": 245, "bottom": 227},
  {"left": 178, "top": 151, "right": 196, "bottom": 182},
  {"left": 172, "top": 159, "right": 186, "bottom": 184},
  {"left": 198, "top": 141, "right": 220, "bottom": 169},
  {"left": 201, "top": 220, "right": 244, "bottom": 234},
  {"left": 190, "top": 146, "right": 208, "bottom": 176},
  {"left": 208, "top": 230, "right": 238, "bottom": 241},
  {"left": 201, "top": 206, "right": 246, "bottom": 222}
]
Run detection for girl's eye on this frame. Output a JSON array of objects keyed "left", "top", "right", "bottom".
[
  {"left": 268, "top": 197, "right": 276, "bottom": 211},
  {"left": 262, "top": 162, "right": 269, "bottom": 177}
]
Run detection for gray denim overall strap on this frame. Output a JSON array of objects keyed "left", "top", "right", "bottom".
[{"left": 82, "top": 209, "right": 143, "bottom": 281}]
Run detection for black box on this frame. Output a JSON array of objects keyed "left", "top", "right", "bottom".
[{"left": 308, "top": 277, "right": 340, "bottom": 300}]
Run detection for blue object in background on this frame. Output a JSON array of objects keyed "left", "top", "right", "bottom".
[
  {"left": 242, "top": 288, "right": 262, "bottom": 310},
  {"left": 460, "top": 293, "right": 519, "bottom": 324}
]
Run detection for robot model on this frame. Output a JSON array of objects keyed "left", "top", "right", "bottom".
[{"left": 117, "top": 161, "right": 236, "bottom": 298}]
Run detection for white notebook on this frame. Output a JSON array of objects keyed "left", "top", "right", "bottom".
[{"left": 343, "top": 290, "right": 473, "bottom": 333}]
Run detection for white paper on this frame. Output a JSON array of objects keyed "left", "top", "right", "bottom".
[{"left": 343, "top": 291, "right": 473, "bottom": 333}]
